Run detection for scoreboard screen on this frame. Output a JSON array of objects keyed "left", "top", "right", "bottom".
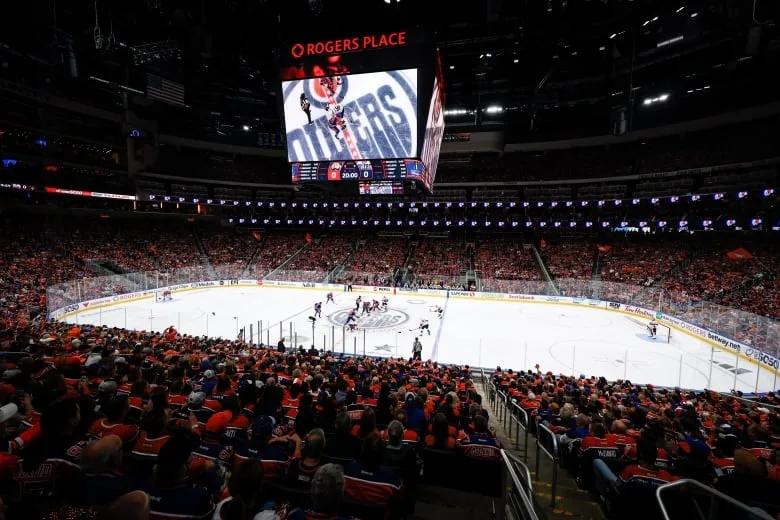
[
  {"left": 292, "top": 158, "right": 424, "bottom": 182},
  {"left": 358, "top": 181, "right": 404, "bottom": 195},
  {"left": 280, "top": 29, "right": 438, "bottom": 193}
]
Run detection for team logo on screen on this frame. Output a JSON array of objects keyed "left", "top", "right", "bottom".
[
  {"left": 304, "top": 76, "right": 349, "bottom": 105},
  {"left": 328, "top": 307, "right": 410, "bottom": 330},
  {"left": 284, "top": 69, "right": 418, "bottom": 163}
]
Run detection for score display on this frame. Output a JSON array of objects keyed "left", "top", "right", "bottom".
[{"left": 292, "top": 158, "right": 425, "bottom": 183}]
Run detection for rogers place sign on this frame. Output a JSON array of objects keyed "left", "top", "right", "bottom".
[{"left": 290, "top": 31, "right": 408, "bottom": 59}]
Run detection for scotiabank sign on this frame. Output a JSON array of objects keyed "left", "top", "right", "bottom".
[{"left": 290, "top": 31, "right": 408, "bottom": 59}]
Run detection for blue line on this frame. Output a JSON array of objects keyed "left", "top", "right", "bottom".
[{"left": 431, "top": 297, "right": 449, "bottom": 362}]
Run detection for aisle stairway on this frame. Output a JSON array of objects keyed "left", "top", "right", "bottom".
[{"left": 478, "top": 378, "right": 606, "bottom": 520}]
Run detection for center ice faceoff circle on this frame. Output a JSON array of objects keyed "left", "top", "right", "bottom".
[{"left": 327, "top": 307, "right": 410, "bottom": 330}]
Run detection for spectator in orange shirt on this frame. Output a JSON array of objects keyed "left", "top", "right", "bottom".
[
  {"left": 425, "top": 413, "right": 456, "bottom": 450},
  {"left": 88, "top": 395, "right": 140, "bottom": 446},
  {"left": 593, "top": 438, "right": 678, "bottom": 500}
]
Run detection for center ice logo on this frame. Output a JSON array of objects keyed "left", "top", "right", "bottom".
[{"left": 328, "top": 307, "right": 410, "bottom": 330}]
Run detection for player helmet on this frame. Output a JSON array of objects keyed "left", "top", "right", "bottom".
[{"left": 334, "top": 104, "right": 343, "bottom": 113}]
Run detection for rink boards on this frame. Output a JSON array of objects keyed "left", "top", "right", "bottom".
[{"left": 48, "top": 277, "right": 780, "bottom": 377}]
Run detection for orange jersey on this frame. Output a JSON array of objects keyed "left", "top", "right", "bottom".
[
  {"left": 132, "top": 432, "right": 171, "bottom": 458},
  {"left": 88, "top": 419, "right": 140, "bottom": 444}
]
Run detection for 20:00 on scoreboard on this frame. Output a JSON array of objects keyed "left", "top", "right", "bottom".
[{"left": 291, "top": 159, "right": 424, "bottom": 182}]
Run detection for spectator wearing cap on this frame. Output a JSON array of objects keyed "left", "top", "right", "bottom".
[
  {"left": 344, "top": 433, "right": 403, "bottom": 511},
  {"left": 287, "top": 464, "right": 350, "bottom": 520},
  {"left": 198, "top": 369, "right": 217, "bottom": 396},
  {"left": 172, "top": 392, "right": 215, "bottom": 425},
  {"left": 286, "top": 428, "right": 327, "bottom": 489},
  {"left": 0, "top": 403, "right": 21, "bottom": 478},
  {"left": 88, "top": 394, "right": 140, "bottom": 446},
  {"left": 144, "top": 434, "right": 215, "bottom": 520},
  {"left": 325, "top": 412, "right": 361, "bottom": 461}
]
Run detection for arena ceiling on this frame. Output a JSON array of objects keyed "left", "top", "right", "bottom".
[{"left": 3, "top": 0, "right": 778, "bottom": 137}]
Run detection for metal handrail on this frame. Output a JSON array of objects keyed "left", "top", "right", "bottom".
[
  {"left": 535, "top": 419, "right": 560, "bottom": 509},
  {"left": 509, "top": 400, "right": 530, "bottom": 459},
  {"left": 501, "top": 449, "right": 541, "bottom": 520},
  {"left": 656, "top": 479, "right": 774, "bottom": 520},
  {"left": 502, "top": 450, "right": 535, "bottom": 504}
]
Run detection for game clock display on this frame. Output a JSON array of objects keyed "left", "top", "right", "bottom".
[{"left": 291, "top": 158, "right": 425, "bottom": 183}]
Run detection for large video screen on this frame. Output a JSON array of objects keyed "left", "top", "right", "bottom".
[
  {"left": 420, "top": 76, "right": 445, "bottom": 189},
  {"left": 282, "top": 69, "right": 418, "bottom": 163}
]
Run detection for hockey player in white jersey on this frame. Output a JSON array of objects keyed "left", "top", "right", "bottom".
[
  {"left": 647, "top": 320, "right": 658, "bottom": 339},
  {"left": 327, "top": 103, "right": 347, "bottom": 138},
  {"left": 381, "top": 296, "right": 388, "bottom": 311},
  {"left": 419, "top": 319, "right": 430, "bottom": 335}
]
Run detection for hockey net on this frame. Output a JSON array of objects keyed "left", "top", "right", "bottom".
[
  {"left": 155, "top": 290, "right": 172, "bottom": 303},
  {"left": 655, "top": 323, "right": 672, "bottom": 343}
]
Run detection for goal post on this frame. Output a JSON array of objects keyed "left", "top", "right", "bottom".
[{"left": 656, "top": 323, "right": 671, "bottom": 343}]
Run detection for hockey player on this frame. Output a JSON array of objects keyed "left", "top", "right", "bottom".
[
  {"left": 362, "top": 300, "right": 372, "bottom": 315},
  {"left": 346, "top": 310, "right": 358, "bottom": 332},
  {"left": 433, "top": 305, "right": 444, "bottom": 319},
  {"left": 381, "top": 296, "right": 389, "bottom": 311},
  {"left": 314, "top": 302, "right": 322, "bottom": 319},
  {"left": 355, "top": 296, "right": 362, "bottom": 311},
  {"left": 326, "top": 292, "right": 335, "bottom": 304},
  {"left": 419, "top": 319, "right": 430, "bottom": 336},
  {"left": 372, "top": 299, "right": 380, "bottom": 312},
  {"left": 327, "top": 103, "right": 347, "bottom": 138},
  {"left": 647, "top": 320, "right": 658, "bottom": 339},
  {"left": 300, "top": 93, "right": 312, "bottom": 124},
  {"left": 320, "top": 76, "right": 339, "bottom": 96}
]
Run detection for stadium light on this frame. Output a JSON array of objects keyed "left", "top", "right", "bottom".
[{"left": 485, "top": 106, "right": 504, "bottom": 114}]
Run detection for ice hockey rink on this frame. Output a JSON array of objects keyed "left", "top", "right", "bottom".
[{"left": 68, "top": 286, "right": 777, "bottom": 393}]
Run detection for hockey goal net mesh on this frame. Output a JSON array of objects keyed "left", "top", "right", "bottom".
[{"left": 155, "top": 290, "right": 172, "bottom": 302}]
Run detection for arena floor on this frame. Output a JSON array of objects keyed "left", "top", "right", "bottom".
[{"left": 70, "top": 287, "right": 776, "bottom": 393}]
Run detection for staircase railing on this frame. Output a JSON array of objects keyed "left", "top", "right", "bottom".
[
  {"left": 530, "top": 245, "right": 559, "bottom": 296},
  {"left": 501, "top": 450, "right": 540, "bottom": 520},
  {"left": 656, "top": 479, "right": 774, "bottom": 520}
]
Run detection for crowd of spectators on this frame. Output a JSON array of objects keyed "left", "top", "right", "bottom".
[
  {"left": 0, "top": 320, "right": 497, "bottom": 520},
  {"left": 492, "top": 365, "right": 780, "bottom": 518},
  {"left": 199, "top": 230, "right": 257, "bottom": 279},
  {"left": 269, "top": 236, "right": 357, "bottom": 282},
  {"left": 246, "top": 235, "right": 307, "bottom": 278},
  {"left": 475, "top": 237, "right": 539, "bottom": 280},
  {"left": 599, "top": 241, "right": 691, "bottom": 287},
  {"left": 406, "top": 239, "right": 470, "bottom": 281},
  {"left": 344, "top": 236, "right": 409, "bottom": 279}
]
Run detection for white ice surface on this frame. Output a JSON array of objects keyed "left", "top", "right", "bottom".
[{"left": 68, "top": 287, "right": 776, "bottom": 392}]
